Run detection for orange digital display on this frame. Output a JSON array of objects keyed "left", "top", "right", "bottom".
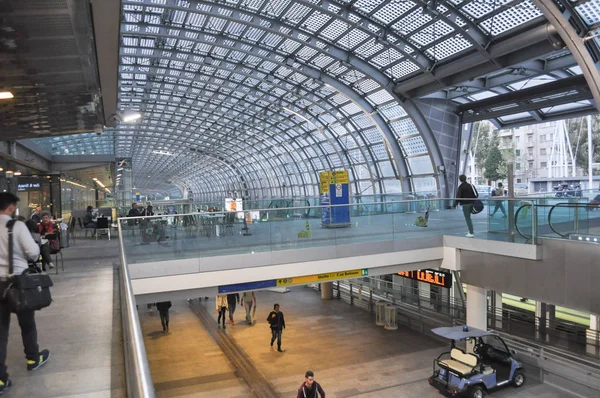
[{"left": 398, "top": 269, "right": 452, "bottom": 288}]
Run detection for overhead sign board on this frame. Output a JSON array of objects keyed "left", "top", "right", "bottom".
[
  {"left": 17, "top": 177, "right": 41, "bottom": 192},
  {"left": 276, "top": 268, "right": 368, "bottom": 287},
  {"left": 218, "top": 279, "right": 276, "bottom": 294},
  {"left": 319, "top": 170, "right": 349, "bottom": 193},
  {"left": 397, "top": 269, "right": 452, "bottom": 288}
]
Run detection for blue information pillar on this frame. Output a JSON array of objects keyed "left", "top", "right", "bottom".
[{"left": 322, "top": 183, "right": 351, "bottom": 228}]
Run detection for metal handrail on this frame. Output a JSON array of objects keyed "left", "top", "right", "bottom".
[
  {"left": 116, "top": 196, "right": 530, "bottom": 221},
  {"left": 117, "top": 222, "right": 155, "bottom": 398}
]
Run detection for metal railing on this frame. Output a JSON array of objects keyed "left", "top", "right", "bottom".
[
  {"left": 329, "top": 279, "right": 600, "bottom": 395},
  {"left": 118, "top": 222, "right": 155, "bottom": 398}
]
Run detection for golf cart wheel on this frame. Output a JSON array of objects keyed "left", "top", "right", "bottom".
[
  {"left": 513, "top": 370, "right": 525, "bottom": 388},
  {"left": 469, "top": 385, "right": 485, "bottom": 398}
]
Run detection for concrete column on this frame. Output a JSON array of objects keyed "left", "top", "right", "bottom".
[
  {"left": 587, "top": 314, "right": 600, "bottom": 356},
  {"left": 466, "top": 285, "right": 487, "bottom": 330},
  {"left": 321, "top": 282, "right": 333, "bottom": 300},
  {"left": 535, "top": 302, "right": 555, "bottom": 343}
]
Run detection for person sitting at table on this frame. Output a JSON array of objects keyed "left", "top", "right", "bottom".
[
  {"left": 37, "top": 213, "right": 57, "bottom": 271},
  {"left": 84, "top": 206, "right": 97, "bottom": 234}
]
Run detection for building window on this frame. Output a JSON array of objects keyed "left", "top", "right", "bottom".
[
  {"left": 516, "top": 149, "right": 520, "bottom": 156},
  {"left": 517, "top": 179, "right": 522, "bottom": 183},
  {"left": 516, "top": 163, "right": 521, "bottom": 170},
  {"left": 541, "top": 161, "right": 547, "bottom": 168},
  {"left": 528, "top": 161, "right": 533, "bottom": 169},
  {"left": 540, "top": 148, "right": 546, "bottom": 155},
  {"left": 540, "top": 134, "right": 546, "bottom": 142},
  {"left": 528, "top": 148, "right": 533, "bottom": 157},
  {"left": 514, "top": 136, "right": 520, "bottom": 144}
]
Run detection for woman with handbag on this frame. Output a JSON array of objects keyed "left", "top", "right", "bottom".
[
  {"left": 37, "top": 213, "right": 57, "bottom": 271},
  {"left": 0, "top": 193, "right": 51, "bottom": 394}
]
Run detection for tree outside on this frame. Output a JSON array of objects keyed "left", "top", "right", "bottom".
[{"left": 566, "top": 115, "right": 600, "bottom": 175}]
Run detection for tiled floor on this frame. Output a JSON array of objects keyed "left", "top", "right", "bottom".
[
  {"left": 4, "top": 237, "right": 125, "bottom": 397},
  {"left": 142, "top": 286, "right": 575, "bottom": 397}
]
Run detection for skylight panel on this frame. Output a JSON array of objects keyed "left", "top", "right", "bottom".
[{"left": 372, "top": 1, "right": 415, "bottom": 25}]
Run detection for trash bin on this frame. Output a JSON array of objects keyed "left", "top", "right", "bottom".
[
  {"left": 384, "top": 304, "right": 398, "bottom": 330},
  {"left": 375, "top": 301, "right": 386, "bottom": 326}
]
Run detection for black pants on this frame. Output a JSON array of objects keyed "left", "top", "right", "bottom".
[
  {"left": 228, "top": 302, "right": 236, "bottom": 322},
  {"left": 40, "top": 243, "right": 52, "bottom": 270},
  {"left": 271, "top": 328, "right": 282, "bottom": 348},
  {"left": 0, "top": 303, "right": 39, "bottom": 382},
  {"left": 159, "top": 310, "right": 169, "bottom": 330},
  {"left": 217, "top": 307, "right": 227, "bottom": 326}
]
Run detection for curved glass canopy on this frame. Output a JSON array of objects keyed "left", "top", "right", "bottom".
[{"left": 29, "top": 0, "right": 600, "bottom": 201}]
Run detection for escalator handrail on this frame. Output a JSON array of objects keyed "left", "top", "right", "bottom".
[{"left": 547, "top": 202, "right": 585, "bottom": 238}]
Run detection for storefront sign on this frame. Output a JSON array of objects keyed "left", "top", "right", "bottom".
[
  {"left": 17, "top": 177, "right": 41, "bottom": 192},
  {"left": 398, "top": 269, "right": 452, "bottom": 288},
  {"left": 276, "top": 268, "right": 368, "bottom": 287}
]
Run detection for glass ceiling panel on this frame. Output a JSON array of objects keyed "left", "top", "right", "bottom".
[
  {"left": 32, "top": 132, "right": 115, "bottom": 156},
  {"left": 113, "top": 0, "right": 557, "bottom": 199}
]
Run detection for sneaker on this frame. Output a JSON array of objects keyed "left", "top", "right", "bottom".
[
  {"left": 465, "top": 233, "right": 474, "bottom": 238},
  {"left": 270, "top": 340, "right": 274, "bottom": 347},
  {"left": 27, "top": 349, "right": 50, "bottom": 371},
  {"left": 231, "top": 320, "right": 235, "bottom": 325},
  {"left": 277, "top": 347, "right": 283, "bottom": 352},
  {"left": 48, "top": 262, "right": 55, "bottom": 269},
  {"left": 0, "top": 379, "right": 11, "bottom": 395}
]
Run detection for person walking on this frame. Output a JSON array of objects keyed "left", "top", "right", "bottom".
[
  {"left": 216, "top": 295, "right": 228, "bottom": 328},
  {"left": 241, "top": 291, "right": 256, "bottom": 325},
  {"left": 297, "top": 370, "right": 325, "bottom": 398},
  {"left": 227, "top": 293, "right": 239, "bottom": 325},
  {"left": 156, "top": 301, "right": 172, "bottom": 333},
  {"left": 453, "top": 174, "right": 478, "bottom": 238},
  {"left": 0, "top": 193, "right": 50, "bottom": 394},
  {"left": 267, "top": 304, "right": 285, "bottom": 352},
  {"left": 490, "top": 183, "right": 507, "bottom": 218}
]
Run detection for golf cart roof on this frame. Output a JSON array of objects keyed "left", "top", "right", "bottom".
[{"left": 432, "top": 326, "right": 493, "bottom": 340}]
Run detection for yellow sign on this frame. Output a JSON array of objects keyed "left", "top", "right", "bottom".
[
  {"left": 319, "top": 170, "right": 349, "bottom": 193},
  {"left": 276, "top": 268, "right": 368, "bottom": 287}
]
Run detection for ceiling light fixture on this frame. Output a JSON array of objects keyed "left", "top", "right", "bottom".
[
  {"left": 13, "top": 171, "right": 22, "bottom": 176},
  {"left": 93, "top": 178, "right": 106, "bottom": 188},
  {"left": 122, "top": 112, "right": 142, "bottom": 122},
  {"left": 0, "top": 92, "right": 14, "bottom": 100}
]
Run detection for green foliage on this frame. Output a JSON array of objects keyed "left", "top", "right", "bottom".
[{"left": 484, "top": 143, "right": 507, "bottom": 182}]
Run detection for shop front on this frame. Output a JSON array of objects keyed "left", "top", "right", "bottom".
[{"left": 15, "top": 175, "right": 61, "bottom": 219}]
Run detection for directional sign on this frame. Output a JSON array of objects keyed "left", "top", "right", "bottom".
[
  {"left": 276, "top": 269, "right": 368, "bottom": 287},
  {"left": 218, "top": 279, "right": 276, "bottom": 293}
]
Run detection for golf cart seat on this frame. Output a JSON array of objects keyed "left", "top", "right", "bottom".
[{"left": 439, "top": 348, "right": 478, "bottom": 376}]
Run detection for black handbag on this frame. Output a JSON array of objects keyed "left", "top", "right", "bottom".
[
  {"left": 469, "top": 184, "right": 485, "bottom": 214},
  {"left": 3, "top": 220, "right": 53, "bottom": 313}
]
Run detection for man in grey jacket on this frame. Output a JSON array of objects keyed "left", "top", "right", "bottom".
[{"left": 0, "top": 193, "right": 50, "bottom": 394}]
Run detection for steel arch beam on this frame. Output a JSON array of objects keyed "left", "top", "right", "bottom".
[{"left": 533, "top": 0, "right": 600, "bottom": 109}]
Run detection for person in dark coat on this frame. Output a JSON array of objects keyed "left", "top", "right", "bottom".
[
  {"left": 267, "top": 303, "right": 285, "bottom": 352},
  {"left": 453, "top": 174, "right": 478, "bottom": 237},
  {"left": 297, "top": 370, "right": 325, "bottom": 398},
  {"left": 227, "top": 293, "right": 239, "bottom": 325},
  {"left": 156, "top": 301, "right": 172, "bottom": 333}
]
